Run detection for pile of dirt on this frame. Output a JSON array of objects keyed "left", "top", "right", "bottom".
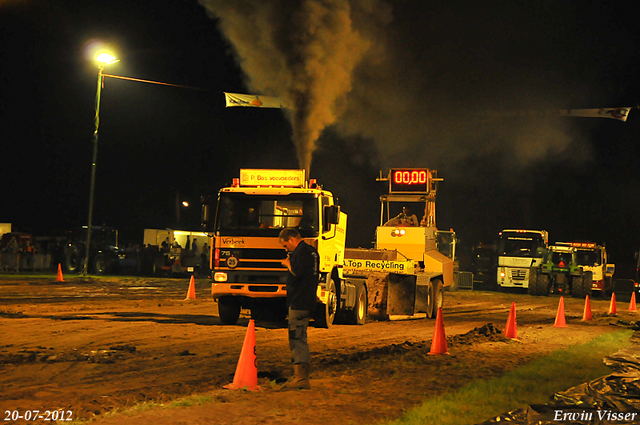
[{"left": 449, "top": 322, "right": 509, "bottom": 346}]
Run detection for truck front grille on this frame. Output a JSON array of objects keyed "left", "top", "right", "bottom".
[
  {"left": 510, "top": 269, "right": 528, "bottom": 281},
  {"left": 248, "top": 285, "right": 280, "bottom": 292}
]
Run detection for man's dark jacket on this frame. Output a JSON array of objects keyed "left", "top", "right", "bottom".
[{"left": 286, "top": 240, "right": 319, "bottom": 311}]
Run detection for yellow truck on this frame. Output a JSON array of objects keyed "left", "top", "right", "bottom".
[{"left": 202, "top": 168, "right": 453, "bottom": 327}]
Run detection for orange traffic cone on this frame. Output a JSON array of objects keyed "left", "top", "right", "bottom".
[
  {"left": 553, "top": 296, "right": 567, "bottom": 328},
  {"left": 224, "top": 319, "right": 260, "bottom": 391},
  {"left": 609, "top": 292, "right": 618, "bottom": 315},
  {"left": 582, "top": 295, "right": 593, "bottom": 321},
  {"left": 504, "top": 302, "right": 517, "bottom": 340},
  {"left": 629, "top": 292, "right": 637, "bottom": 312},
  {"left": 185, "top": 275, "right": 196, "bottom": 300},
  {"left": 56, "top": 263, "right": 64, "bottom": 282},
  {"left": 428, "top": 307, "right": 449, "bottom": 355}
]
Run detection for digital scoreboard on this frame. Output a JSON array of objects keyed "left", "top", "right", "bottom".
[{"left": 389, "top": 168, "right": 430, "bottom": 193}]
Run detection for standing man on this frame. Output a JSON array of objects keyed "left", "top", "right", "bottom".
[{"left": 279, "top": 227, "right": 319, "bottom": 390}]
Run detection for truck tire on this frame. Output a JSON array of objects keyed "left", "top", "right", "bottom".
[
  {"left": 527, "top": 268, "right": 538, "bottom": 295},
  {"left": 346, "top": 281, "right": 367, "bottom": 325},
  {"left": 314, "top": 278, "right": 337, "bottom": 328},
  {"left": 426, "top": 280, "right": 435, "bottom": 319},
  {"left": 571, "top": 275, "right": 583, "bottom": 298},
  {"left": 431, "top": 279, "right": 444, "bottom": 319},
  {"left": 93, "top": 253, "right": 110, "bottom": 275},
  {"left": 218, "top": 297, "right": 241, "bottom": 325},
  {"left": 65, "top": 246, "right": 82, "bottom": 274},
  {"left": 530, "top": 273, "right": 550, "bottom": 296}
]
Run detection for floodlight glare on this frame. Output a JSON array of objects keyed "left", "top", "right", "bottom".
[{"left": 95, "top": 52, "right": 119, "bottom": 65}]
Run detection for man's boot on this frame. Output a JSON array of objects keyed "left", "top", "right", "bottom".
[{"left": 279, "top": 363, "right": 311, "bottom": 390}]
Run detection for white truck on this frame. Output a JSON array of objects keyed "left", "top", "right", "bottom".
[
  {"left": 556, "top": 242, "right": 615, "bottom": 297},
  {"left": 201, "top": 168, "right": 453, "bottom": 327},
  {"left": 497, "top": 229, "right": 549, "bottom": 290}
]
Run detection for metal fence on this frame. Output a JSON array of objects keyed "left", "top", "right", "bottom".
[{"left": 453, "top": 270, "right": 474, "bottom": 290}]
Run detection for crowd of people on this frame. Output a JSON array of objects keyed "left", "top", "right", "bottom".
[
  {"left": 0, "top": 234, "right": 211, "bottom": 275},
  {"left": 0, "top": 236, "right": 67, "bottom": 272}
]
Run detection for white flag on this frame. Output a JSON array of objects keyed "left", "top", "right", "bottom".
[
  {"left": 556, "top": 107, "right": 632, "bottom": 122},
  {"left": 224, "top": 92, "right": 288, "bottom": 109}
]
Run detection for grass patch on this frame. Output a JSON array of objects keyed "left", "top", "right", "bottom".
[
  {"left": 63, "top": 395, "right": 213, "bottom": 424},
  {"left": 382, "top": 330, "right": 632, "bottom": 425}
]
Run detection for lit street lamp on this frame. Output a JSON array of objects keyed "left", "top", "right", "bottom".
[{"left": 81, "top": 52, "right": 119, "bottom": 275}]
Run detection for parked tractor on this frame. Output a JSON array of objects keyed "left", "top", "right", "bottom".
[{"left": 528, "top": 244, "right": 593, "bottom": 297}]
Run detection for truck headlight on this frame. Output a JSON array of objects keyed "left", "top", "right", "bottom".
[{"left": 214, "top": 272, "right": 228, "bottom": 282}]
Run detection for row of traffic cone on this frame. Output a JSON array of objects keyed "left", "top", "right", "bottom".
[
  {"left": 578, "top": 292, "right": 636, "bottom": 320},
  {"left": 502, "top": 292, "right": 638, "bottom": 339}
]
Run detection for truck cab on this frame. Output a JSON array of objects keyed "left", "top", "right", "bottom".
[
  {"left": 202, "top": 169, "right": 346, "bottom": 327},
  {"left": 558, "top": 242, "right": 614, "bottom": 297}
]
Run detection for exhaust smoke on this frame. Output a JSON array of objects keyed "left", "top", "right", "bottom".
[{"left": 199, "top": 0, "right": 391, "bottom": 175}]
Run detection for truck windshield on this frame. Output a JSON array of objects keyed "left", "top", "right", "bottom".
[
  {"left": 215, "top": 193, "right": 319, "bottom": 237},
  {"left": 575, "top": 249, "right": 601, "bottom": 266},
  {"left": 498, "top": 233, "right": 546, "bottom": 258},
  {"left": 550, "top": 251, "right": 573, "bottom": 265}
]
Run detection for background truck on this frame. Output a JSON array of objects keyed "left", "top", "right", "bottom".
[
  {"left": 202, "top": 168, "right": 453, "bottom": 328},
  {"left": 497, "top": 229, "right": 549, "bottom": 290},
  {"left": 559, "top": 242, "right": 614, "bottom": 297},
  {"left": 528, "top": 244, "right": 593, "bottom": 297}
]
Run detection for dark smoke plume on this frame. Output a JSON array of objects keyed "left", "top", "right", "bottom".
[
  {"left": 199, "top": 0, "right": 391, "bottom": 174},
  {"left": 201, "top": 1, "right": 629, "bottom": 186}
]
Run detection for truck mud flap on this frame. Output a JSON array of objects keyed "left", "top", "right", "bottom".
[{"left": 387, "top": 273, "right": 417, "bottom": 316}]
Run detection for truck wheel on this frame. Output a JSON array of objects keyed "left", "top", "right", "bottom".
[
  {"left": 347, "top": 281, "right": 367, "bottom": 325},
  {"left": 314, "top": 279, "right": 337, "bottom": 328},
  {"left": 426, "top": 280, "right": 435, "bottom": 319},
  {"left": 93, "top": 254, "right": 110, "bottom": 275},
  {"left": 527, "top": 268, "right": 538, "bottom": 295},
  {"left": 530, "top": 273, "right": 550, "bottom": 296},
  {"left": 431, "top": 279, "right": 444, "bottom": 319},
  {"left": 571, "top": 275, "right": 584, "bottom": 298},
  {"left": 218, "top": 297, "right": 241, "bottom": 325},
  {"left": 65, "top": 246, "right": 81, "bottom": 274}
]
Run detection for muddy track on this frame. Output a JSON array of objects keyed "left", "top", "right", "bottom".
[{"left": 0, "top": 277, "right": 634, "bottom": 423}]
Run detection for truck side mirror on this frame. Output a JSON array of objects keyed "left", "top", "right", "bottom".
[
  {"left": 201, "top": 195, "right": 213, "bottom": 231},
  {"left": 326, "top": 205, "right": 340, "bottom": 225},
  {"left": 323, "top": 205, "right": 340, "bottom": 232}
]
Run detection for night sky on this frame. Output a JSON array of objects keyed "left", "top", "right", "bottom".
[{"left": 2, "top": 1, "right": 640, "bottom": 274}]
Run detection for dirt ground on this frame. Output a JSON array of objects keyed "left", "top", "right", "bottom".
[{"left": 0, "top": 276, "right": 637, "bottom": 425}]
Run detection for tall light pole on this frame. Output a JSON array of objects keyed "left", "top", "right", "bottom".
[{"left": 81, "top": 52, "right": 119, "bottom": 275}]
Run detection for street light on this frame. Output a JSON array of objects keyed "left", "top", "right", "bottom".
[{"left": 81, "top": 52, "right": 119, "bottom": 275}]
